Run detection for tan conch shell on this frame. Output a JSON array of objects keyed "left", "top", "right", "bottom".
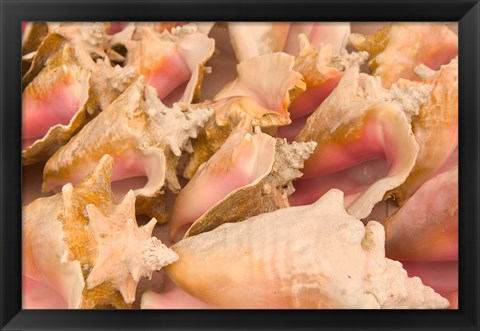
[
  {"left": 388, "top": 59, "right": 458, "bottom": 204},
  {"left": 22, "top": 44, "right": 136, "bottom": 166},
  {"left": 183, "top": 52, "right": 305, "bottom": 178},
  {"left": 111, "top": 23, "right": 215, "bottom": 104},
  {"left": 166, "top": 189, "right": 448, "bottom": 309},
  {"left": 22, "top": 22, "right": 111, "bottom": 89},
  {"left": 293, "top": 34, "right": 368, "bottom": 91},
  {"left": 23, "top": 155, "right": 178, "bottom": 308},
  {"left": 295, "top": 67, "right": 431, "bottom": 219},
  {"left": 170, "top": 122, "right": 316, "bottom": 240},
  {"left": 22, "top": 22, "right": 49, "bottom": 56},
  {"left": 349, "top": 23, "right": 458, "bottom": 87},
  {"left": 42, "top": 76, "right": 213, "bottom": 222}
]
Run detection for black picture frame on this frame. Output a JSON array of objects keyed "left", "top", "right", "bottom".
[{"left": 1, "top": 0, "right": 479, "bottom": 330}]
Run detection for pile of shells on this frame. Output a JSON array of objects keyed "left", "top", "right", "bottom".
[{"left": 22, "top": 22, "right": 458, "bottom": 309}]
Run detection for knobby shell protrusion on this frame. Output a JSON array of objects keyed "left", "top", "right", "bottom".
[
  {"left": 295, "top": 66, "right": 431, "bottom": 219},
  {"left": 42, "top": 76, "right": 213, "bottom": 222},
  {"left": 387, "top": 58, "right": 458, "bottom": 205},
  {"left": 171, "top": 121, "right": 316, "bottom": 240},
  {"left": 23, "top": 155, "right": 177, "bottom": 308}
]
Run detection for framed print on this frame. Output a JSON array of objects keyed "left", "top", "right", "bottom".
[{"left": 1, "top": 0, "right": 479, "bottom": 330}]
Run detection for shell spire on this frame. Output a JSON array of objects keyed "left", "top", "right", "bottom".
[
  {"left": 86, "top": 191, "right": 178, "bottom": 304},
  {"left": 24, "top": 155, "right": 177, "bottom": 308}
]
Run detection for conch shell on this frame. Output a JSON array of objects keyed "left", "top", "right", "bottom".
[
  {"left": 385, "top": 166, "right": 458, "bottom": 261},
  {"left": 228, "top": 22, "right": 350, "bottom": 62},
  {"left": 183, "top": 52, "right": 305, "bottom": 178},
  {"left": 170, "top": 122, "right": 316, "bottom": 240},
  {"left": 349, "top": 23, "right": 458, "bottom": 87},
  {"left": 23, "top": 155, "right": 178, "bottom": 308},
  {"left": 284, "top": 22, "right": 351, "bottom": 56},
  {"left": 23, "top": 22, "right": 111, "bottom": 89},
  {"left": 288, "top": 34, "right": 369, "bottom": 119},
  {"left": 22, "top": 44, "right": 136, "bottom": 165},
  {"left": 166, "top": 189, "right": 448, "bottom": 309},
  {"left": 42, "top": 76, "right": 213, "bottom": 222},
  {"left": 295, "top": 66, "right": 431, "bottom": 219},
  {"left": 388, "top": 59, "right": 458, "bottom": 204},
  {"left": 110, "top": 23, "right": 215, "bottom": 104}
]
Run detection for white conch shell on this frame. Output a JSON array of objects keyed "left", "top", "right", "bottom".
[
  {"left": 42, "top": 77, "right": 213, "bottom": 222},
  {"left": 166, "top": 189, "right": 448, "bottom": 309},
  {"left": 228, "top": 23, "right": 291, "bottom": 61},
  {"left": 295, "top": 66, "right": 431, "bottom": 219},
  {"left": 349, "top": 23, "right": 458, "bottom": 87},
  {"left": 23, "top": 155, "right": 177, "bottom": 308}
]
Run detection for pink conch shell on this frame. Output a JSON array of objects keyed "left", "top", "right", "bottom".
[
  {"left": 23, "top": 155, "right": 178, "bottom": 308},
  {"left": 23, "top": 276, "right": 68, "bottom": 309},
  {"left": 349, "top": 23, "right": 458, "bottom": 87},
  {"left": 183, "top": 52, "right": 305, "bottom": 178},
  {"left": 170, "top": 123, "right": 316, "bottom": 240},
  {"left": 228, "top": 22, "right": 350, "bottom": 62},
  {"left": 288, "top": 34, "right": 369, "bottom": 119},
  {"left": 388, "top": 59, "right": 458, "bottom": 204},
  {"left": 294, "top": 67, "right": 431, "bottom": 219},
  {"left": 22, "top": 44, "right": 136, "bottom": 165},
  {"left": 166, "top": 189, "right": 448, "bottom": 309},
  {"left": 111, "top": 23, "right": 215, "bottom": 104},
  {"left": 384, "top": 166, "right": 458, "bottom": 262},
  {"left": 42, "top": 76, "right": 213, "bottom": 222}
]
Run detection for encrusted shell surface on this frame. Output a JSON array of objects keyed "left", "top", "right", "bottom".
[
  {"left": 388, "top": 59, "right": 458, "bottom": 205},
  {"left": 42, "top": 76, "right": 213, "bottom": 222},
  {"left": 22, "top": 23, "right": 111, "bottom": 89},
  {"left": 171, "top": 122, "right": 316, "bottom": 240},
  {"left": 349, "top": 23, "right": 458, "bottom": 87}
]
